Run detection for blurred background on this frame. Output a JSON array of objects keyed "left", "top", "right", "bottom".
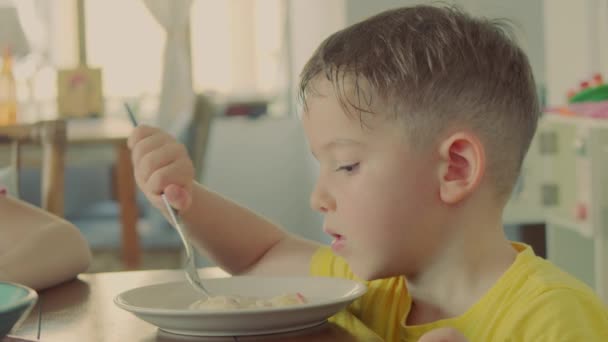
[{"left": 0, "top": 0, "right": 607, "bottom": 302}]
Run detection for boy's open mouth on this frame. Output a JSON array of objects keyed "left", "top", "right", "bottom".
[
  {"left": 323, "top": 228, "right": 346, "bottom": 252},
  {"left": 331, "top": 235, "right": 346, "bottom": 252}
]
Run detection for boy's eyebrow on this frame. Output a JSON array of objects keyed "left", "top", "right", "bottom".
[
  {"left": 321, "top": 138, "right": 362, "bottom": 151},
  {"left": 312, "top": 138, "right": 362, "bottom": 158}
]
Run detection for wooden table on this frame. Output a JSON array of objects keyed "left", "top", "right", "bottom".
[{"left": 11, "top": 269, "right": 372, "bottom": 342}]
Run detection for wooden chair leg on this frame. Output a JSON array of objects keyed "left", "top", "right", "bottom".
[
  {"left": 115, "top": 141, "right": 141, "bottom": 269},
  {"left": 10, "top": 141, "right": 20, "bottom": 197},
  {"left": 40, "top": 120, "right": 66, "bottom": 217}
]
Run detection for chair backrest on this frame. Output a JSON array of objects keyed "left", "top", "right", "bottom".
[
  {"left": 185, "top": 94, "right": 215, "bottom": 179},
  {"left": 0, "top": 120, "right": 67, "bottom": 217}
]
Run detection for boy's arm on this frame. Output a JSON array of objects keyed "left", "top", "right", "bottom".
[
  {"left": 129, "top": 126, "right": 321, "bottom": 276},
  {"left": 182, "top": 183, "right": 321, "bottom": 275},
  {"left": 0, "top": 196, "right": 92, "bottom": 290}
]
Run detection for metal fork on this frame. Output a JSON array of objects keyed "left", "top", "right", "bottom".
[{"left": 125, "top": 103, "right": 210, "bottom": 297}]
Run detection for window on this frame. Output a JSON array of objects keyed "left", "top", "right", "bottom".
[
  {"left": 190, "top": 0, "right": 287, "bottom": 98},
  {"left": 11, "top": 0, "right": 289, "bottom": 119},
  {"left": 84, "top": 0, "right": 164, "bottom": 118},
  {"left": 85, "top": 0, "right": 164, "bottom": 99},
  {"left": 84, "top": 0, "right": 288, "bottom": 117}
]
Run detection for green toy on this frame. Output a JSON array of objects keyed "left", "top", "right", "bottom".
[{"left": 569, "top": 84, "right": 608, "bottom": 103}]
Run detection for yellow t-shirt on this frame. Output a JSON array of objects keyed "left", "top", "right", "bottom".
[{"left": 310, "top": 243, "right": 608, "bottom": 341}]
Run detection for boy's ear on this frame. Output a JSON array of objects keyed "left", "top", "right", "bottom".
[{"left": 437, "top": 132, "right": 485, "bottom": 204}]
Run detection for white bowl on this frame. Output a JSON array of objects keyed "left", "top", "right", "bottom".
[{"left": 114, "top": 276, "right": 366, "bottom": 336}]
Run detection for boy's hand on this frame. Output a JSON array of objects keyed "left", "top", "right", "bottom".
[
  {"left": 418, "top": 327, "right": 469, "bottom": 342},
  {"left": 128, "top": 125, "right": 195, "bottom": 213}
]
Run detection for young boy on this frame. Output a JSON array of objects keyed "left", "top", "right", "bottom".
[
  {"left": 0, "top": 189, "right": 92, "bottom": 290},
  {"left": 128, "top": 5, "right": 608, "bottom": 341}
]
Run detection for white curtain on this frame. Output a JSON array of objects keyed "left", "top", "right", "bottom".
[
  {"left": 12, "top": 0, "right": 58, "bottom": 122},
  {"left": 143, "top": 0, "right": 194, "bottom": 136},
  {"left": 13, "top": 0, "right": 50, "bottom": 62}
]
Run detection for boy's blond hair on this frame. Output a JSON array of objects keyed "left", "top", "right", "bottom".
[{"left": 299, "top": 5, "right": 539, "bottom": 200}]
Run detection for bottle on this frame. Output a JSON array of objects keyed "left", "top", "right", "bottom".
[{"left": 0, "top": 48, "right": 17, "bottom": 126}]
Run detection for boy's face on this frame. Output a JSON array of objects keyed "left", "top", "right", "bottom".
[{"left": 302, "top": 80, "right": 446, "bottom": 280}]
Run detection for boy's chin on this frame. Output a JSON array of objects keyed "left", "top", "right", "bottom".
[{"left": 348, "top": 260, "right": 395, "bottom": 281}]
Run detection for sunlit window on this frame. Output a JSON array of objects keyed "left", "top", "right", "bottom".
[
  {"left": 85, "top": 0, "right": 165, "bottom": 99},
  {"left": 12, "top": 0, "right": 288, "bottom": 119},
  {"left": 190, "top": 0, "right": 286, "bottom": 98},
  {"left": 83, "top": 0, "right": 286, "bottom": 116}
]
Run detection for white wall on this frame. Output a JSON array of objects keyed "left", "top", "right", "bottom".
[{"left": 543, "top": 0, "right": 608, "bottom": 106}]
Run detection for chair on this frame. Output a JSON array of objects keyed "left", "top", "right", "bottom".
[
  {"left": 0, "top": 120, "right": 67, "bottom": 217},
  {"left": 185, "top": 94, "right": 216, "bottom": 179}
]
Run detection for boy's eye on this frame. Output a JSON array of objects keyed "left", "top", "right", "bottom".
[{"left": 335, "top": 162, "right": 360, "bottom": 173}]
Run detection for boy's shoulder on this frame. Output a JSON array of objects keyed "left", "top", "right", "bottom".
[
  {"left": 499, "top": 244, "right": 608, "bottom": 340},
  {"left": 512, "top": 243, "right": 600, "bottom": 298}
]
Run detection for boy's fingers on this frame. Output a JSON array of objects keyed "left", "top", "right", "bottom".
[
  {"left": 138, "top": 143, "right": 183, "bottom": 184},
  {"left": 131, "top": 133, "right": 172, "bottom": 167},
  {"left": 128, "top": 125, "right": 194, "bottom": 213},
  {"left": 164, "top": 184, "right": 191, "bottom": 211},
  {"left": 127, "top": 125, "right": 158, "bottom": 149},
  {"left": 146, "top": 161, "right": 186, "bottom": 195}
]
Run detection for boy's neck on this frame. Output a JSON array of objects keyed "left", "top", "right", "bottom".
[{"left": 405, "top": 207, "right": 517, "bottom": 324}]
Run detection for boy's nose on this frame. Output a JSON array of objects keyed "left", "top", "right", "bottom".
[{"left": 310, "top": 181, "right": 336, "bottom": 213}]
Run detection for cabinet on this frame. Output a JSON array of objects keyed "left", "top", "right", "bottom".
[{"left": 505, "top": 114, "right": 608, "bottom": 302}]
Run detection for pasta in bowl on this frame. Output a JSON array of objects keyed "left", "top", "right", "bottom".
[{"left": 189, "top": 292, "right": 307, "bottom": 310}]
